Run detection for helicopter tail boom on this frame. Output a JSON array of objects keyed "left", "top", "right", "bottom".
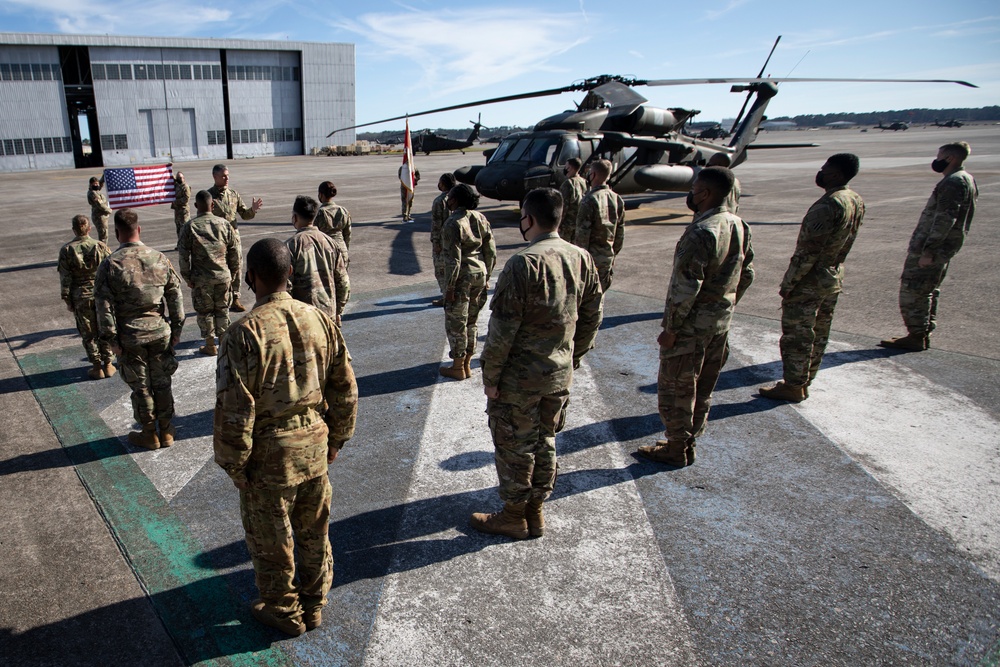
[{"left": 727, "top": 81, "right": 779, "bottom": 167}]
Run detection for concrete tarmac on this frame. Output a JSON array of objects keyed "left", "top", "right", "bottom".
[{"left": 0, "top": 126, "right": 997, "bottom": 665}]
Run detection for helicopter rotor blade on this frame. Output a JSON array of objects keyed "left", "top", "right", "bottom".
[
  {"left": 729, "top": 36, "right": 781, "bottom": 136},
  {"left": 645, "top": 76, "right": 978, "bottom": 88}
]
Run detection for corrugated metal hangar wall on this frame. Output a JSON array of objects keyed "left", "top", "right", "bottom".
[{"left": 0, "top": 33, "right": 355, "bottom": 173}]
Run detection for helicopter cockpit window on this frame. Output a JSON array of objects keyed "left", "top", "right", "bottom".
[
  {"left": 504, "top": 138, "right": 532, "bottom": 162},
  {"left": 488, "top": 138, "right": 516, "bottom": 163},
  {"left": 527, "top": 138, "right": 560, "bottom": 165},
  {"left": 556, "top": 140, "right": 580, "bottom": 165}
]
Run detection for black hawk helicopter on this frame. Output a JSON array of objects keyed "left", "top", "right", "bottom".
[
  {"left": 875, "top": 120, "right": 910, "bottom": 131},
  {"left": 410, "top": 114, "right": 488, "bottom": 155},
  {"left": 933, "top": 118, "right": 964, "bottom": 128},
  {"left": 328, "top": 38, "right": 975, "bottom": 202}
]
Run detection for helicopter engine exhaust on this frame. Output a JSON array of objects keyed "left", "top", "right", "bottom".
[
  {"left": 604, "top": 106, "right": 697, "bottom": 135},
  {"left": 633, "top": 164, "right": 697, "bottom": 192}
]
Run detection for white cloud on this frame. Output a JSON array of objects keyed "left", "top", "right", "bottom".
[
  {"left": 629, "top": 50, "right": 644, "bottom": 59},
  {"left": 704, "top": 0, "right": 751, "bottom": 21},
  {"left": 4, "top": 0, "right": 236, "bottom": 36}
]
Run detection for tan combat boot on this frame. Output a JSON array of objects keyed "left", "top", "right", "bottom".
[
  {"left": 199, "top": 335, "right": 217, "bottom": 356},
  {"left": 879, "top": 333, "right": 928, "bottom": 351},
  {"left": 759, "top": 381, "right": 808, "bottom": 403},
  {"left": 103, "top": 361, "right": 116, "bottom": 378},
  {"left": 127, "top": 423, "right": 160, "bottom": 450},
  {"left": 637, "top": 439, "right": 690, "bottom": 467},
  {"left": 439, "top": 358, "right": 468, "bottom": 380},
  {"left": 525, "top": 498, "right": 545, "bottom": 538},
  {"left": 230, "top": 297, "right": 247, "bottom": 313},
  {"left": 462, "top": 353, "right": 473, "bottom": 377},
  {"left": 303, "top": 608, "right": 322, "bottom": 631},
  {"left": 470, "top": 502, "right": 529, "bottom": 540},
  {"left": 159, "top": 420, "right": 176, "bottom": 447},
  {"left": 87, "top": 362, "right": 105, "bottom": 380},
  {"left": 250, "top": 600, "right": 305, "bottom": 637}
]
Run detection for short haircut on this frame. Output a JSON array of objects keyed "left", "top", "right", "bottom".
[
  {"left": 293, "top": 195, "right": 319, "bottom": 223},
  {"left": 826, "top": 153, "right": 860, "bottom": 181},
  {"left": 114, "top": 208, "right": 139, "bottom": 233},
  {"left": 449, "top": 183, "right": 479, "bottom": 210},
  {"left": 438, "top": 173, "right": 457, "bottom": 189},
  {"left": 696, "top": 166, "right": 735, "bottom": 201},
  {"left": 591, "top": 159, "right": 613, "bottom": 179},
  {"left": 940, "top": 141, "right": 971, "bottom": 161},
  {"left": 72, "top": 214, "right": 90, "bottom": 232},
  {"left": 212, "top": 163, "right": 228, "bottom": 175},
  {"left": 566, "top": 157, "right": 583, "bottom": 171},
  {"left": 318, "top": 180, "right": 337, "bottom": 199},
  {"left": 195, "top": 190, "right": 213, "bottom": 208},
  {"left": 707, "top": 153, "right": 732, "bottom": 167},
  {"left": 522, "top": 188, "right": 562, "bottom": 231},
  {"left": 247, "top": 238, "right": 292, "bottom": 287},
  {"left": 89, "top": 176, "right": 100, "bottom": 186}
]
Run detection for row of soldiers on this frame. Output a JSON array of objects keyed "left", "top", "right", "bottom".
[{"left": 58, "top": 142, "right": 977, "bottom": 635}]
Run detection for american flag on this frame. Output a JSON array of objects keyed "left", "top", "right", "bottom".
[{"left": 104, "top": 164, "right": 176, "bottom": 209}]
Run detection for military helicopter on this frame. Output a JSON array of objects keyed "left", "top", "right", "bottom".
[
  {"left": 691, "top": 123, "right": 731, "bottom": 140},
  {"left": 410, "top": 114, "right": 488, "bottom": 155},
  {"left": 933, "top": 118, "right": 964, "bottom": 128},
  {"left": 328, "top": 39, "right": 974, "bottom": 202},
  {"left": 875, "top": 120, "right": 910, "bottom": 131}
]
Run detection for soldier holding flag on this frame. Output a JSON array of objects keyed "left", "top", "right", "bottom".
[{"left": 398, "top": 118, "right": 421, "bottom": 221}]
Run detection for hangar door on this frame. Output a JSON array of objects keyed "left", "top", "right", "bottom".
[{"left": 139, "top": 108, "right": 198, "bottom": 159}]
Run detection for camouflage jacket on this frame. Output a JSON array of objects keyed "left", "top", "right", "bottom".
[
  {"left": 781, "top": 186, "right": 865, "bottom": 296},
  {"left": 213, "top": 291, "right": 358, "bottom": 489},
  {"left": 430, "top": 192, "right": 449, "bottom": 250},
  {"left": 908, "top": 169, "right": 978, "bottom": 261},
  {"left": 723, "top": 176, "right": 741, "bottom": 215},
  {"left": 95, "top": 241, "right": 184, "bottom": 346},
  {"left": 178, "top": 213, "right": 240, "bottom": 286},
  {"left": 316, "top": 201, "right": 352, "bottom": 252},
  {"left": 88, "top": 189, "right": 111, "bottom": 217},
  {"left": 287, "top": 226, "right": 350, "bottom": 318},
  {"left": 58, "top": 234, "right": 111, "bottom": 303},
  {"left": 208, "top": 185, "right": 256, "bottom": 229},
  {"left": 442, "top": 208, "right": 497, "bottom": 290},
  {"left": 558, "top": 175, "right": 587, "bottom": 241},
  {"left": 574, "top": 184, "right": 625, "bottom": 268},
  {"left": 664, "top": 206, "right": 754, "bottom": 338},
  {"left": 171, "top": 181, "right": 191, "bottom": 212},
  {"left": 482, "top": 233, "right": 604, "bottom": 396}
]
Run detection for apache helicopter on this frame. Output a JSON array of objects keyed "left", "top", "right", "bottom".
[
  {"left": 933, "top": 118, "right": 964, "bottom": 128},
  {"left": 328, "top": 39, "right": 974, "bottom": 202},
  {"left": 875, "top": 120, "right": 910, "bottom": 131}
]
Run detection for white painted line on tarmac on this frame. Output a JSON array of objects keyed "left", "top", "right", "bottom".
[
  {"left": 731, "top": 327, "right": 1000, "bottom": 581},
  {"left": 362, "top": 309, "right": 698, "bottom": 666}
]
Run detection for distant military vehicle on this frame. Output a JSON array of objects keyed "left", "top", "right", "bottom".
[
  {"left": 875, "top": 121, "right": 910, "bottom": 131},
  {"left": 932, "top": 119, "right": 964, "bottom": 128}
]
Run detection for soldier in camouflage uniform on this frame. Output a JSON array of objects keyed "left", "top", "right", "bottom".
[
  {"left": 430, "top": 173, "right": 458, "bottom": 306},
  {"left": 58, "top": 214, "right": 114, "bottom": 380},
  {"left": 574, "top": 159, "right": 625, "bottom": 291},
  {"left": 760, "top": 154, "right": 865, "bottom": 402},
  {"left": 178, "top": 190, "right": 240, "bottom": 356},
  {"left": 208, "top": 164, "right": 263, "bottom": 312},
  {"left": 473, "top": 188, "right": 604, "bottom": 540},
  {"left": 558, "top": 157, "right": 587, "bottom": 243},
  {"left": 87, "top": 176, "right": 112, "bottom": 243},
  {"left": 171, "top": 171, "right": 191, "bottom": 246},
  {"left": 95, "top": 209, "right": 185, "bottom": 450},
  {"left": 707, "top": 153, "right": 740, "bottom": 214},
  {"left": 438, "top": 184, "right": 497, "bottom": 380},
  {"left": 398, "top": 166, "right": 421, "bottom": 221},
  {"left": 287, "top": 196, "right": 350, "bottom": 326},
  {"left": 638, "top": 167, "right": 754, "bottom": 467},
  {"left": 316, "top": 181, "right": 352, "bottom": 261},
  {"left": 881, "top": 142, "right": 978, "bottom": 351},
  {"left": 214, "top": 238, "right": 357, "bottom": 637}
]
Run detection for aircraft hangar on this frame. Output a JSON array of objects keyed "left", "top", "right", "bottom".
[{"left": 0, "top": 33, "right": 355, "bottom": 173}]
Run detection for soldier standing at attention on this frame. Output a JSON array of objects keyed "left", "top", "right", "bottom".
[
  {"left": 638, "top": 167, "right": 753, "bottom": 468},
  {"left": 178, "top": 190, "right": 240, "bottom": 356},
  {"left": 574, "top": 158, "right": 625, "bottom": 291},
  {"left": 316, "top": 181, "right": 352, "bottom": 264},
  {"left": 558, "top": 157, "right": 587, "bottom": 243},
  {"left": 438, "top": 184, "right": 496, "bottom": 380},
  {"left": 58, "top": 214, "right": 114, "bottom": 380},
  {"left": 707, "top": 152, "right": 740, "bottom": 214},
  {"left": 287, "top": 196, "right": 349, "bottom": 326},
  {"left": 95, "top": 208, "right": 185, "bottom": 450},
  {"left": 87, "top": 176, "right": 112, "bottom": 243},
  {"left": 399, "top": 166, "right": 421, "bottom": 221},
  {"left": 208, "top": 163, "right": 263, "bottom": 313},
  {"left": 171, "top": 170, "right": 191, "bottom": 247},
  {"left": 430, "top": 173, "right": 458, "bottom": 306},
  {"left": 760, "top": 154, "right": 865, "bottom": 402},
  {"left": 881, "top": 141, "right": 978, "bottom": 351},
  {"left": 214, "top": 238, "right": 358, "bottom": 637},
  {"left": 472, "top": 188, "right": 603, "bottom": 540}
]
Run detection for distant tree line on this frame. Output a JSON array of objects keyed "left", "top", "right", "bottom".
[{"left": 769, "top": 106, "right": 1000, "bottom": 126}]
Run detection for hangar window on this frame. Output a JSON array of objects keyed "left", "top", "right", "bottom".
[
  {"left": 21, "top": 64, "right": 32, "bottom": 80},
  {"left": 32, "top": 64, "right": 43, "bottom": 80},
  {"left": 92, "top": 64, "right": 106, "bottom": 80},
  {"left": 43, "top": 138, "right": 54, "bottom": 153},
  {"left": 114, "top": 135, "right": 128, "bottom": 150},
  {"left": 293, "top": 127, "right": 301, "bottom": 141},
  {"left": 154, "top": 64, "right": 164, "bottom": 79},
  {"left": 292, "top": 67, "right": 300, "bottom": 81},
  {"left": 10, "top": 64, "right": 22, "bottom": 81},
  {"left": 40, "top": 64, "right": 52, "bottom": 80},
  {"left": 33, "top": 138, "right": 44, "bottom": 153},
  {"left": 263, "top": 67, "right": 272, "bottom": 81},
  {"left": 120, "top": 64, "right": 132, "bottom": 79},
  {"left": 134, "top": 64, "right": 147, "bottom": 80},
  {"left": 0, "top": 141, "right": 4, "bottom": 156},
  {"left": 211, "top": 65, "right": 221, "bottom": 79},
  {"left": 101, "top": 135, "right": 114, "bottom": 150},
  {"left": 193, "top": 65, "right": 202, "bottom": 80},
  {"left": 51, "top": 65, "right": 60, "bottom": 80},
  {"left": 63, "top": 136, "right": 71, "bottom": 151},
  {"left": 4, "top": 140, "right": 14, "bottom": 155},
  {"left": 236, "top": 65, "right": 246, "bottom": 80},
  {"left": 0, "top": 64, "right": 10, "bottom": 80},
  {"left": 23, "top": 138, "right": 34, "bottom": 154},
  {"left": 169, "top": 64, "right": 179, "bottom": 80},
  {"left": 13, "top": 139, "right": 24, "bottom": 154},
  {"left": 207, "top": 130, "right": 216, "bottom": 145},
  {"left": 106, "top": 64, "right": 120, "bottom": 80},
  {"left": 179, "top": 65, "right": 191, "bottom": 79}
]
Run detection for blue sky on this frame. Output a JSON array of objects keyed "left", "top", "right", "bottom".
[{"left": 2, "top": 0, "right": 997, "bottom": 134}]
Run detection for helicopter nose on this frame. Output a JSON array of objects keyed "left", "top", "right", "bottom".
[{"left": 475, "top": 165, "right": 525, "bottom": 201}]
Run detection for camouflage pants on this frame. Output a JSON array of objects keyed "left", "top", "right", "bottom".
[
  {"left": 240, "top": 474, "right": 333, "bottom": 621},
  {"left": 779, "top": 289, "right": 840, "bottom": 386},
  {"left": 173, "top": 208, "right": 189, "bottom": 241},
  {"left": 658, "top": 331, "right": 729, "bottom": 444},
  {"left": 444, "top": 271, "right": 487, "bottom": 359},
  {"left": 230, "top": 228, "right": 243, "bottom": 303},
  {"left": 487, "top": 390, "right": 569, "bottom": 504},
  {"left": 400, "top": 186, "right": 413, "bottom": 217},
  {"left": 432, "top": 251, "right": 447, "bottom": 293},
  {"left": 595, "top": 258, "right": 614, "bottom": 292},
  {"left": 71, "top": 295, "right": 112, "bottom": 364},
  {"left": 192, "top": 281, "right": 231, "bottom": 338},
  {"left": 93, "top": 213, "right": 109, "bottom": 243},
  {"left": 899, "top": 253, "right": 949, "bottom": 336},
  {"left": 118, "top": 336, "right": 177, "bottom": 426}
]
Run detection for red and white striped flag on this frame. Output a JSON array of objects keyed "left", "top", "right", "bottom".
[
  {"left": 104, "top": 164, "right": 176, "bottom": 209},
  {"left": 400, "top": 117, "right": 415, "bottom": 199}
]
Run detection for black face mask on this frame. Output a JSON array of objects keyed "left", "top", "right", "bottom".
[
  {"left": 686, "top": 191, "right": 699, "bottom": 212},
  {"left": 931, "top": 158, "right": 949, "bottom": 173},
  {"left": 815, "top": 171, "right": 826, "bottom": 188},
  {"left": 519, "top": 216, "right": 532, "bottom": 241},
  {"left": 244, "top": 271, "right": 256, "bottom": 294}
]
